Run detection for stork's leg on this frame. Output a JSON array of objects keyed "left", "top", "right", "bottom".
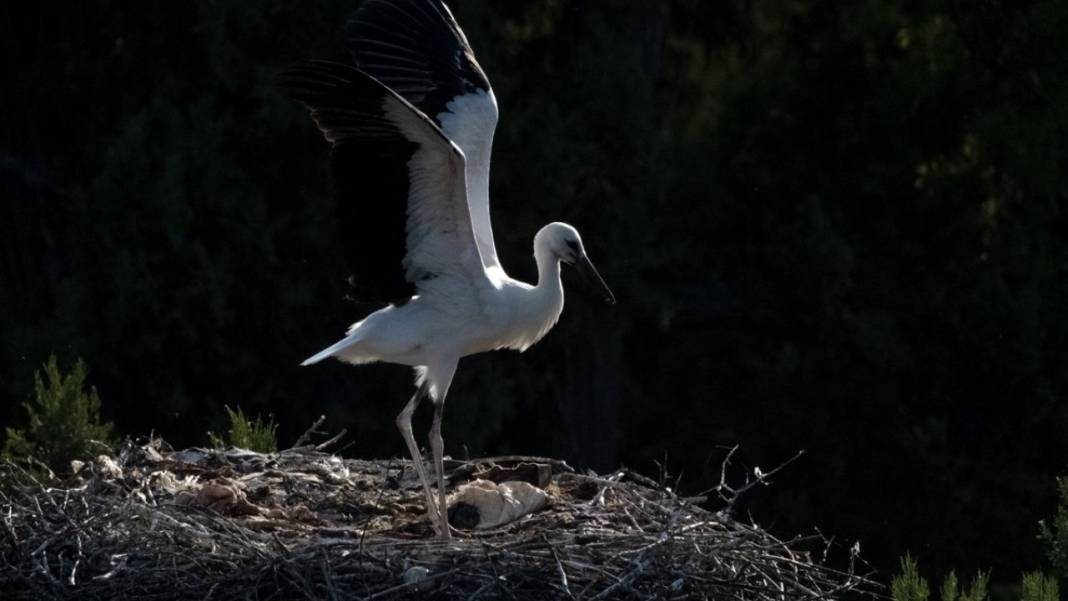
[
  {"left": 396, "top": 382, "right": 439, "bottom": 535},
  {"left": 422, "top": 359, "right": 458, "bottom": 541},
  {"left": 429, "top": 396, "right": 451, "bottom": 541}
]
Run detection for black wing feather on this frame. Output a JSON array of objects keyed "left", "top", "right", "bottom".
[
  {"left": 347, "top": 0, "right": 491, "bottom": 124},
  {"left": 280, "top": 60, "right": 423, "bottom": 306}
]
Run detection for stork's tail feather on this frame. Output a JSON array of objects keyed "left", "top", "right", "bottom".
[{"left": 301, "top": 335, "right": 361, "bottom": 366}]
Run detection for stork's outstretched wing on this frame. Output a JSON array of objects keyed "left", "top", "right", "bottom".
[
  {"left": 347, "top": 0, "right": 501, "bottom": 271},
  {"left": 281, "top": 61, "right": 488, "bottom": 305}
]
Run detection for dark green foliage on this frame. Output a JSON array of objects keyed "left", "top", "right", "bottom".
[
  {"left": 893, "top": 557, "right": 1056, "bottom": 601},
  {"left": 3, "top": 355, "right": 114, "bottom": 471},
  {"left": 208, "top": 406, "right": 278, "bottom": 453},
  {"left": 1021, "top": 572, "right": 1058, "bottom": 601},
  {"left": 943, "top": 572, "right": 960, "bottom": 601},
  {"left": 892, "top": 555, "right": 930, "bottom": 601},
  {"left": 1, "top": 0, "right": 1067, "bottom": 583},
  {"left": 957, "top": 572, "right": 989, "bottom": 601},
  {"left": 1040, "top": 478, "right": 1068, "bottom": 576}
]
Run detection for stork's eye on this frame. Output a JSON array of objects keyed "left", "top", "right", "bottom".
[{"left": 565, "top": 239, "right": 580, "bottom": 253}]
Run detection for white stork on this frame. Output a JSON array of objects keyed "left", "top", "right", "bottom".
[{"left": 283, "top": 0, "right": 615, "bottom": 540}]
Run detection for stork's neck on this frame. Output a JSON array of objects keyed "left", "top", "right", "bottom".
[
  {"left": 496, "top": 229, "right": 570, "bottom": 352},
  {"left": 494, "top": 242, "right": 563, "bottom": 352},
  {"left": 530, "top": 242, "right": 565, "bottom": 326},
  {"left": 534, "top": 244, "right": 563, "bottom": 295}
]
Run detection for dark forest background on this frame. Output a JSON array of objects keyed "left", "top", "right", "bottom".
[{"left": 2, "top": 0, "right": 1067, "bottom": 585}]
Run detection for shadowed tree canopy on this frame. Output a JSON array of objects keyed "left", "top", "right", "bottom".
[{"left": 2, "top": 0, "right": 1067, "bottom": 581}]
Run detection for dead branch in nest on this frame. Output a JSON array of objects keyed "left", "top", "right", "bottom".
[
  {"left": 711, "top": 445, "right": 807, "bottom": 512},
  {"left": 0, "top": 435, "right": 877, "bottom": 601}
]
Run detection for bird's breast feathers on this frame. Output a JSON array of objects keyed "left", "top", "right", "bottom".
[{"left": 485, "top": 279, "right": 564, "bottom": 353}]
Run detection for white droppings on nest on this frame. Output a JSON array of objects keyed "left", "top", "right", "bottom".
[
  {"left": 148, "top": 470, "right": 200, "bottom": 496},
  {"left": 94, "top": 455, "right": 123, "bottom": 479}
]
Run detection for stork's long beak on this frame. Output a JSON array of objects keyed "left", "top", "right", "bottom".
[{"left": 575, "top": 253, "right": 616, "bottom": 304}]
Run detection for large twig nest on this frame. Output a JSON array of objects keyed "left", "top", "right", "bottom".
[{"left": 0, "top": 438, "right": 875, "bottom": 600}]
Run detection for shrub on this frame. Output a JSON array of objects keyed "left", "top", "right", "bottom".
[
  {"left": 954, "top": 571, "right": 988, "bottom": 601},
  {"left": 1040, "top": 477, "right": 1068, "bottom": 577},
  {"left": 1021, "top": 572, "right": 1058, "bottom": 601},
  {"left": 892, "top": 554, "right": 930, "bottom": 601},
  {"left": 939, "top": 569, "right": 988, "bottom": 601},
  {"left": 942, "top": 571, "right": 960, "bottom": 601},
  {"left": 894, "top": 556, "right": 1049, "bottom": 601},
  {"left": 208, "top": 405, "right": 277, "bottom": 453},
  {"left": 2, "top": 355, "right": 114, "bottom": 471}
]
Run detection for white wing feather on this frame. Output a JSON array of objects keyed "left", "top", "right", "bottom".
[
  {"left": 381, "top": 96, "right": 490, "bottom": 301},
  {"left": 437, "top": 89, "right": 501, "bottom": 271}
]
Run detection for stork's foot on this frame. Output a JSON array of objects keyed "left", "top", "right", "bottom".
[
  {"left": 412, "top": 488, "right": 450, "bottom": 540},
  {"left": 436, "top": 489, "right": 452, "bottom": 540},
  {"left": 427, "top": 496, "right": 453, "bottom": 540}
]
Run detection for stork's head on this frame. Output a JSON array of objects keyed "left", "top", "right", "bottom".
[{"left": 535, "top": 222, "right": 616, "bottom": 304}]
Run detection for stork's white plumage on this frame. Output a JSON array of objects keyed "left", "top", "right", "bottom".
[{"left": 283, "top": 0, "right": 615, "bottom": 540}]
